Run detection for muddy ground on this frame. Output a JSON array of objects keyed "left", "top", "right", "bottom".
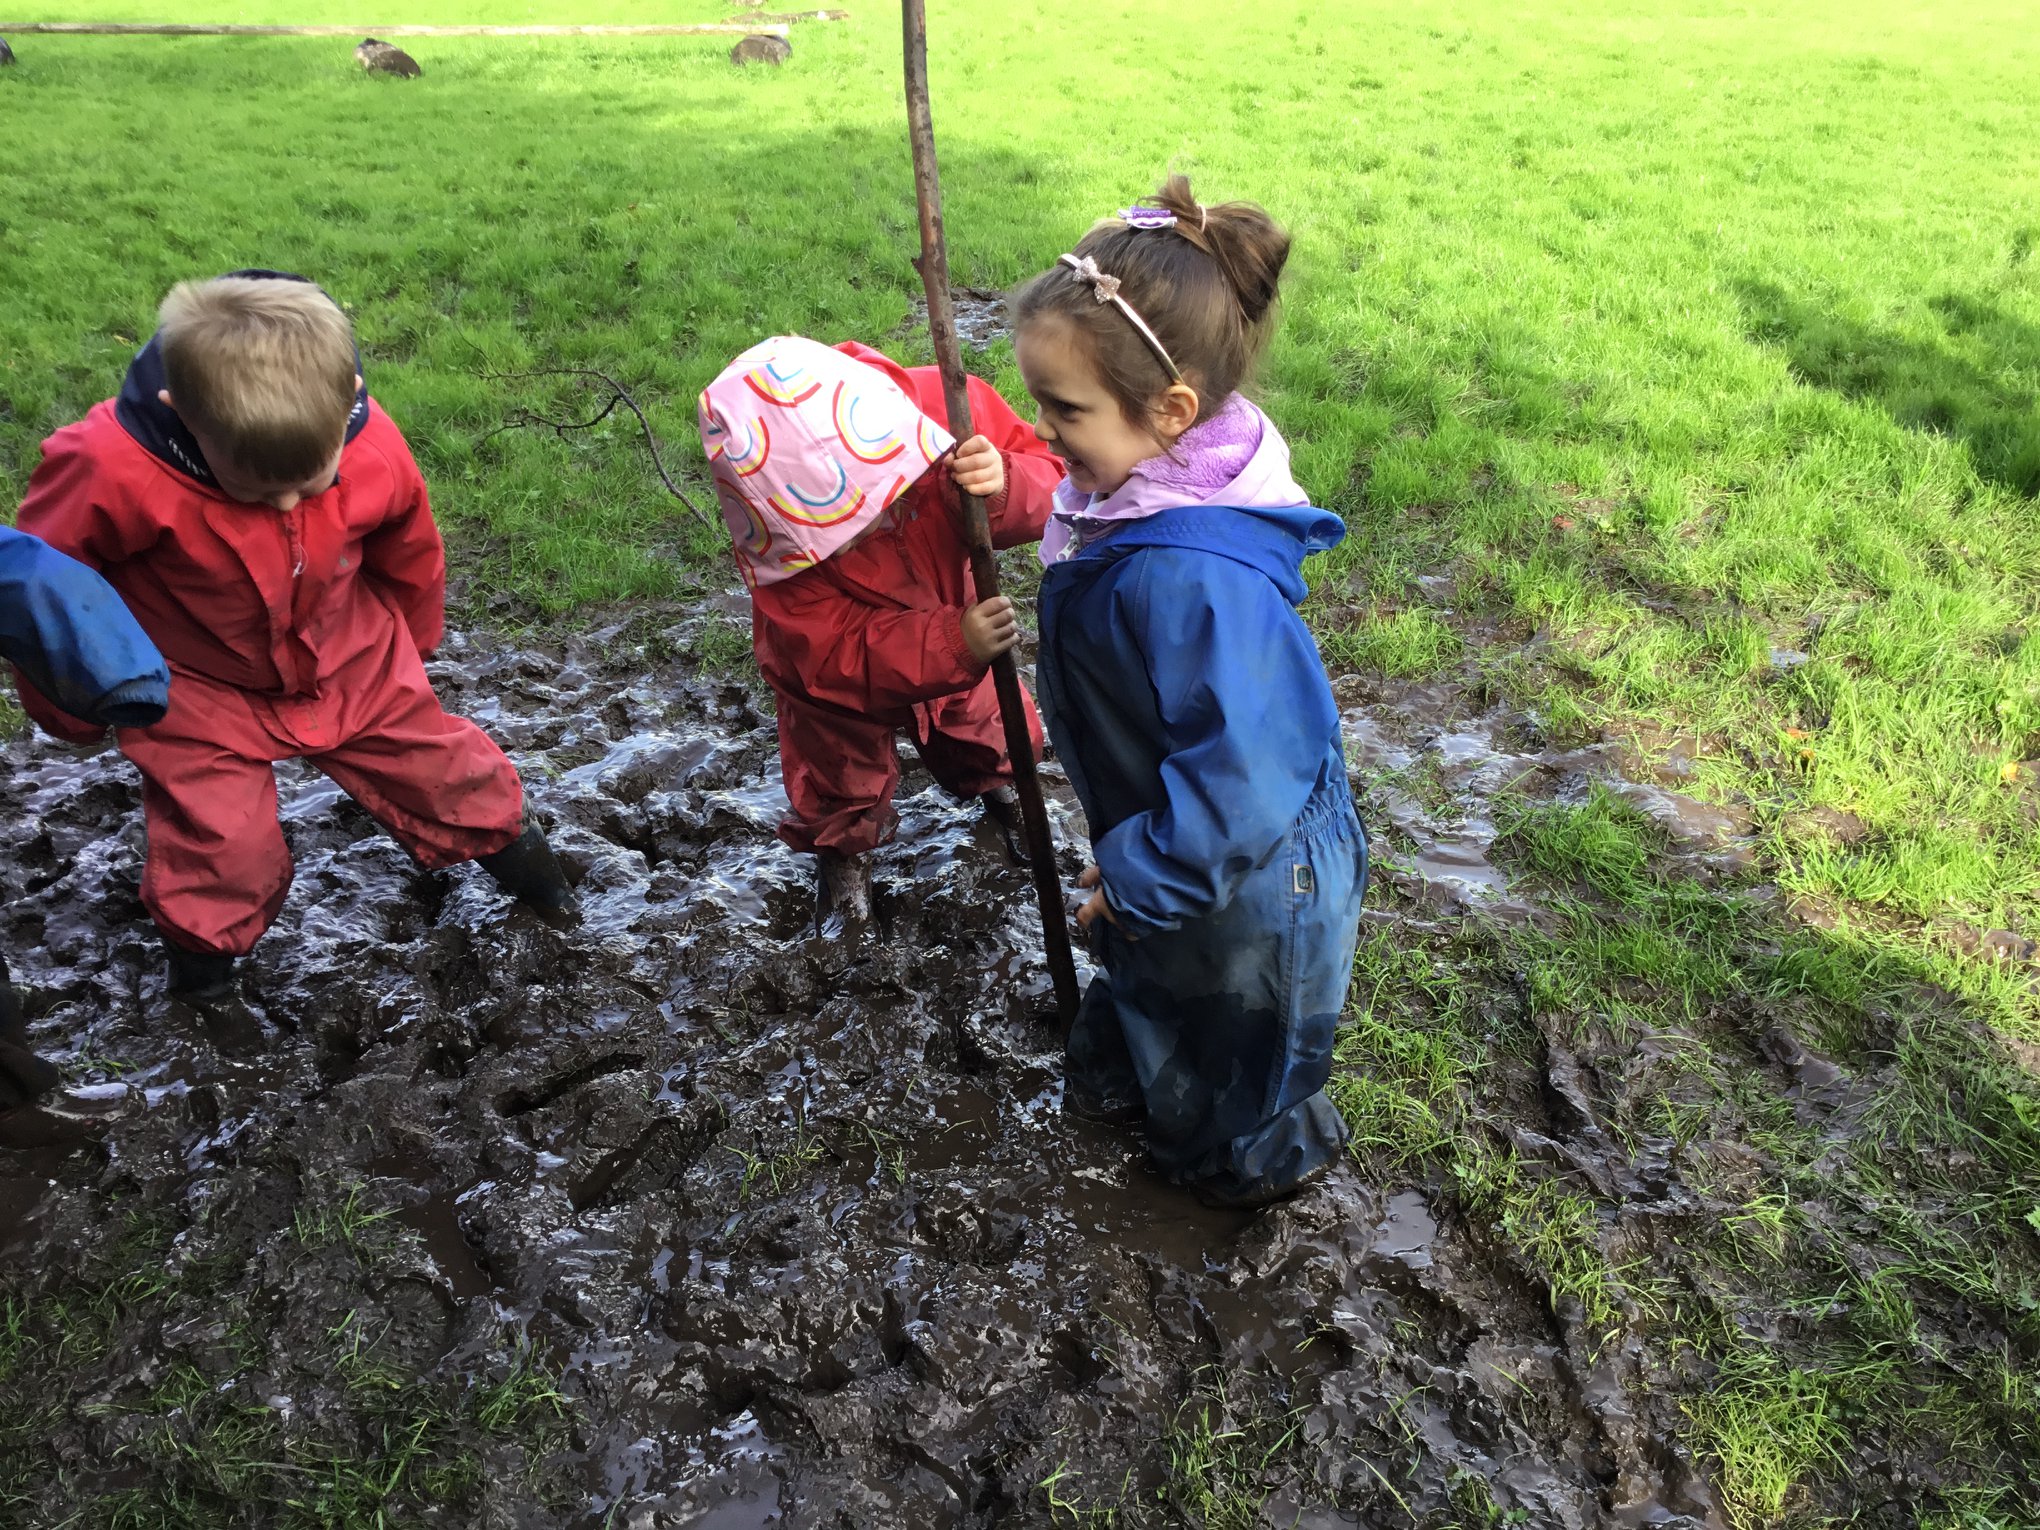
[{"left": 1, "top": 587, "right": 2031, "bottom": 1528}]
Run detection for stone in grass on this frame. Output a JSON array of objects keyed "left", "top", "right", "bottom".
[
  {"left": 730, "top": 34, "right": 792, "bottom": 66},
  {"left": 0, "top": 38, "right": 14, "bottom": 65},
  {"left": 356, "top": 37, "right": 423, "bottom": 77}
]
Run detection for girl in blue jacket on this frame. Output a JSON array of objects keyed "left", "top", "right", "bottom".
[{"left": 1013, "top": 177, "right": 1367, "bottom": 1208}]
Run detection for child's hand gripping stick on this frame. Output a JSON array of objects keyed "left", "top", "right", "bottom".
[
  {"left": 961, "top": 596, "right": 1019, "bottom": 665},
  {"left": 948, "top": 434, "right": 1005, "bottom": 501}
]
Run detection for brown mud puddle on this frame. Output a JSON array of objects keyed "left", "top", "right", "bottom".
[
  {"left": 894, "top": 289, "right": 1012, "bottom": 353},
  {"left": 0, "top": 600, "right": 1739, "bottom": 1527}
]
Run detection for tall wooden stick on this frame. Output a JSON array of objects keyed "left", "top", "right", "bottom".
[{"left": 901, "top": 0, "right": 1080, "bottom": 1026}]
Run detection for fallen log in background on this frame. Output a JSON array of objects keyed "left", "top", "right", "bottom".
[{"left": 1, "top": 20, "right": 795, "bottom": 35}]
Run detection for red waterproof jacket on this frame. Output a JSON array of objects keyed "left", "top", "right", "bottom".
[
  {"left": 748, "top": 342, "right": 1063, "bottom": 719},
  {"left": 14, "top": 398, "right": 444, "bottom": 743}
]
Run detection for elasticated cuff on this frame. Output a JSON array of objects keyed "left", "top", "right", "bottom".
[
  {"left": 945, "top": 609, "right": 988, "bottom": 682},
  {"left": 94, "top": 677, "right": 170, "bottom": 728},
  {"left": 984, "top": 457, "right": 1012, "bottom": 518},
  {"left": 1094, "top": 874, "right": 1177, "bottom": 941}
]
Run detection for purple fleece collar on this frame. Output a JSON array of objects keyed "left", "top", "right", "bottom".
[{"left": 1041, "top": 393, "right": 1311, "bottom": 563}]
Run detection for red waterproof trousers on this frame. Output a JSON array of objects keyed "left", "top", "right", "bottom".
[
  {"left": 750, "top": 343, "right": 1062, "bottom": 856},
  {"left": 119, "top": 620, "right": 520, "bottom": 956},
  {"left": 775, "top": 675, "right": 1045, "bottom": 855}
]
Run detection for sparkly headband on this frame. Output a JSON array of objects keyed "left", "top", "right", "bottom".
[
  {"left": 1119, "top": 202, "right": 1208, "bottom": 233},
  {"left": 1057, "top": 253, "right": 1182, "bottom": 382}
]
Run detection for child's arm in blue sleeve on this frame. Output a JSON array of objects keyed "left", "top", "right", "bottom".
[
  {"left": 1090, "top": 550, "right": 1336, "bottom": 935},
  {"left": 0, "top": 527, "right": 170, "bottom": 731}
]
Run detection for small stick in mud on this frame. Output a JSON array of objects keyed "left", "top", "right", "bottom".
[
  {"left": 472, "top": 360, "right": 718, "bottom": 530},
  {"left": 902, "top": 0, "right": 1081, "bottom": 1027}
]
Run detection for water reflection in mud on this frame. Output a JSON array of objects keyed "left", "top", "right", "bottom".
[{"left": 1, "top": 604, "right": 1726, "bottom": 1527}]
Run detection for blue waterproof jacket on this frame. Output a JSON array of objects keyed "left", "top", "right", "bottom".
[
  {"left": 1, "top": 525, "right": 169, "bottom": 730},
  {"left": 1037, "top": 503, "right": 1367, "bottom": 1203}
]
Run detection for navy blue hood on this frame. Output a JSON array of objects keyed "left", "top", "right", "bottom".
[
  {"left": 114, "top": 268, "right": 370, "bottom": 488},
  {"left": 1072, "top": 503, "right": 1345, "bottom": 607}
]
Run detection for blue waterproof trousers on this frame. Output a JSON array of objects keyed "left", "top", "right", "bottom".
[{"left": 1069, "top": 782, "right": 1367, "bottom": 1203}]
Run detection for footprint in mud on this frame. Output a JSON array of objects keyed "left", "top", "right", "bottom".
[{"left": 1, "top": 607, "right": 1724, "bottom": 1529}]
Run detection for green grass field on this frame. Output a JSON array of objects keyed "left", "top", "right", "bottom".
[{"left": 4, "top": 0, "right": 2040, "bottom": 1523}]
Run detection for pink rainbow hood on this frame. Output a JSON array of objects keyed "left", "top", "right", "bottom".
[{"left": 697, "top": 335, "right": 956, "bottom": 588}]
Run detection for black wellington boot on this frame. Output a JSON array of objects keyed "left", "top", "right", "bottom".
[
  {"left": 0, "top": 958, "right": 59, "bottom": 1110},
  {"left": 1192, "top": 1157, "right": 1335, "bottom": 1211},
  {"left": 979, "top": 786, "right": 1030, "bottom": 865},
  {"left": 815, "top": 850, "right": 874, "bottom": 933},
  {"left": 1061, "top": 1078, "right": 1146, "bottom": 1127},
  {"left": 0, "top": 956, "right": 120, "bottom": 1149},
  {"left": 164, "top": 943, "right": 238, "bottom": 1004},
  {"left": 162, "top": 940, "right": 266, "bottom": 1054},
  {"left": 0, "top": 1100, "right": 120, "bottom": 1150},
  {"left": 478, "top": 822, "right": 577, "bottom": 927}
]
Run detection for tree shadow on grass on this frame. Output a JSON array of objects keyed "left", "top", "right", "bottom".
[{"left": 1737, "top": 279, "right": 2040, "bottom": 496}]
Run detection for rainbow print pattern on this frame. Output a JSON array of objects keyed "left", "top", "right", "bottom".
[
  {"left": 766, "top": 459, "right": 870, "bottom": 529},
  {"left": 695, "top": 335, "right": 956, "bottom": 588},
  {"left": 743, "top": 356, "right": 822, "bottom": 408},
  {"left": 833, "top": 380, "right": 908, "bottom": 465}
]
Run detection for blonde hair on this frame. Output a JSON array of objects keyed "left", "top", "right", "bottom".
[{"left": 158, "top": 276, "right": 358, "bottom": 482}]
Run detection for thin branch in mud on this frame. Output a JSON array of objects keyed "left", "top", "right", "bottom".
[{"left": 469, "top": 352, "right": 717, "bottom": 530}]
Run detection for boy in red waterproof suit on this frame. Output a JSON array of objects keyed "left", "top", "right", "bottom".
[
  {"left": 12, "top": 271, "right": 573, "bottom": 1001},
  {"left": 696, "top": 336, "right": 1062, "bottom": 921}
]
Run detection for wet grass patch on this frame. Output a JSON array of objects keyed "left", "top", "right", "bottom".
[
  {"left": 1320, "top": 608, "right": 1465, "bottom": 682},
  {"left": 1680, "top": 1356, "right": 1846, "bottom": 1529},
  {"left": 1035, "top": 1368, "right": 1313, "bottom": 1529},
  {"left": 1331, "top": 787, "right": 2040, "bottom": 1524}
]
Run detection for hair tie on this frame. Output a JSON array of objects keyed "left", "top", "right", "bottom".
[
  {"left": 1117, "top": 202, "right": 1209, "bottom": 234},
  {"left": 1057, "top": 253, "right": 1181, "bottom": 382}
]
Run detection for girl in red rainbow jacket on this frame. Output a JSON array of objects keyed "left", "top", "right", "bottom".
[{"left": 696, "top": 336, "right": 1063, "bottom": 922}]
